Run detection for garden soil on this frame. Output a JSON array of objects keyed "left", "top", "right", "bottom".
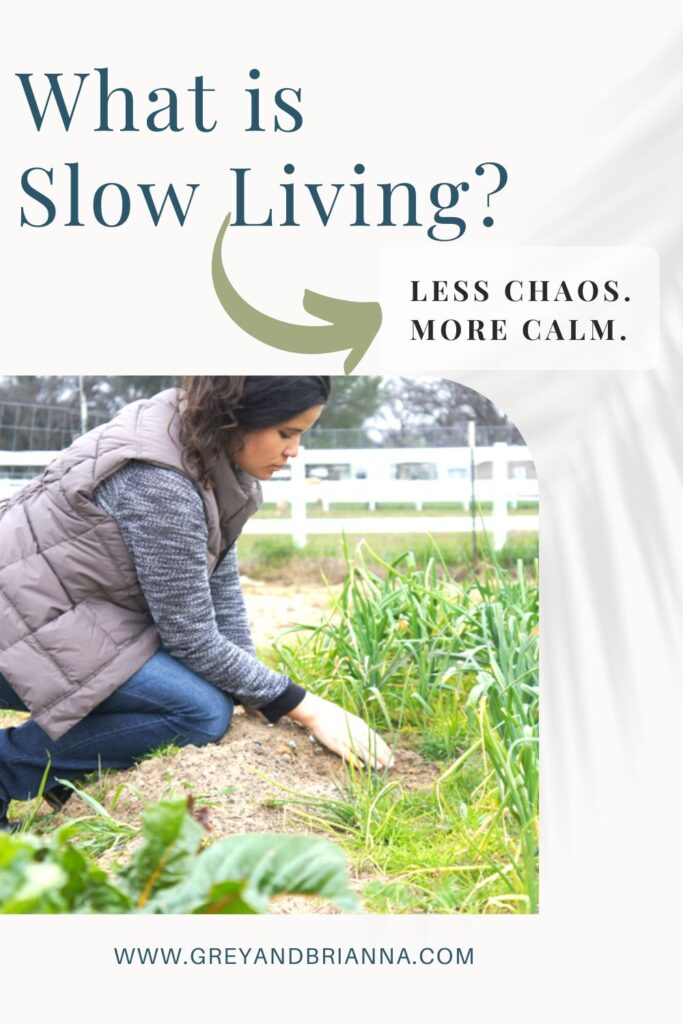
[{"left": 37, "top": 581, "right": 437, "bottom": 913}]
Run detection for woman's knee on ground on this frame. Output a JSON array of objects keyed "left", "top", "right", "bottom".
[
  {"left": 124, "top": 650, "right": 234, "bottom": 746},
  {"left": 168, "top": 687, "right": 234, "bottom": 746}
]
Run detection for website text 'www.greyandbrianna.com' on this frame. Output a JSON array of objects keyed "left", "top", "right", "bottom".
[{"left": 113, "top": 945, "right": 474, "bottom": 968}]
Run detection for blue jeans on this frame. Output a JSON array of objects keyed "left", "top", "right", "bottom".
[{"left": 0, "top": 650, "right": 233, "bottom": 803}]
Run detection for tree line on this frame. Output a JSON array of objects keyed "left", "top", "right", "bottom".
[{"left": 0, "top": 376, "right": 522, "bottom": 449}]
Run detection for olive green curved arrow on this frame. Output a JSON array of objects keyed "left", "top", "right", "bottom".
[{"left": 211, "top": 213, "right": 382, "bottom": 374}]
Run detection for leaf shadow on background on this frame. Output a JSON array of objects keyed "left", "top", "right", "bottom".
[{"left": 475, "top": 34, "right": 683, "bottom": 831}]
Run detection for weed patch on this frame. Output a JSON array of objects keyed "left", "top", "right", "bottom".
[{"left": 274, "top": 539, "right": 539, "bottom": 912}]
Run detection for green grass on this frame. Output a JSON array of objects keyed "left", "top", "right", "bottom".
[
  {"left": 139, "top": 741, "right": 184, "bottom": 761},
  {"left": 253, "top": 501, "right": 539, "bottom": 519},
  {"left": 238, "top": 531, "right": 538, "bottom": 578},
  {"left": 45, "top": 782, "right": 138, "bottom": 859},
  {"left": 273, "top": 538, "right": 539, "bottom": 913},
  {"left": 6, "top": 772, "right": 137, "bottom": 855},
  {"left": 273, "top": 762, "right": 533, "bottom": 913},
  {"left": 0, "top": 708, "right": 28, "bottom": 722}
]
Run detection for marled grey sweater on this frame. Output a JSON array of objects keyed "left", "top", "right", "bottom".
[{"left": 93, "top": 461, "right": 305, "bottom": 721}]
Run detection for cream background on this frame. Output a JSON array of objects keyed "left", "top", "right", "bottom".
[{"left": 1, "top": 2, "right": 682, "bottom": 1021}]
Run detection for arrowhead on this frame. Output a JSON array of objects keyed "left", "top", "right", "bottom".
[{"left": 303, "top": 290, "right": 383, "bottom": 373}]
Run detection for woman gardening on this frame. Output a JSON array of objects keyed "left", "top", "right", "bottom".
[{"left": 0, "top": 376, "right": 391, "bottom": 831}]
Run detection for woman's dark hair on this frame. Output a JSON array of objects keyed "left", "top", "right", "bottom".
[{"left": 179, "top": 376, "right": 331, "bottom": 486}]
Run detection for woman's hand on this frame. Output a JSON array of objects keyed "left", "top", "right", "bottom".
[{"left": 287, "top": 693, "right": 393, "bottom": 770}]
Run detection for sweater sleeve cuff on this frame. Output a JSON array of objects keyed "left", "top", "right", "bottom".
[{"left": 259, "top": 680, "right": 307, "bottom": 723}]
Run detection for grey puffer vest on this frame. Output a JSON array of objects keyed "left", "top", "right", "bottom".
[{"left": 0, "top": 388, "right": 262, "bottom": 740}]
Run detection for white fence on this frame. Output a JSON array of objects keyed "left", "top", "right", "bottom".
[{"left": 0, "top": 444, "right": 538, "bottom": 549}]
